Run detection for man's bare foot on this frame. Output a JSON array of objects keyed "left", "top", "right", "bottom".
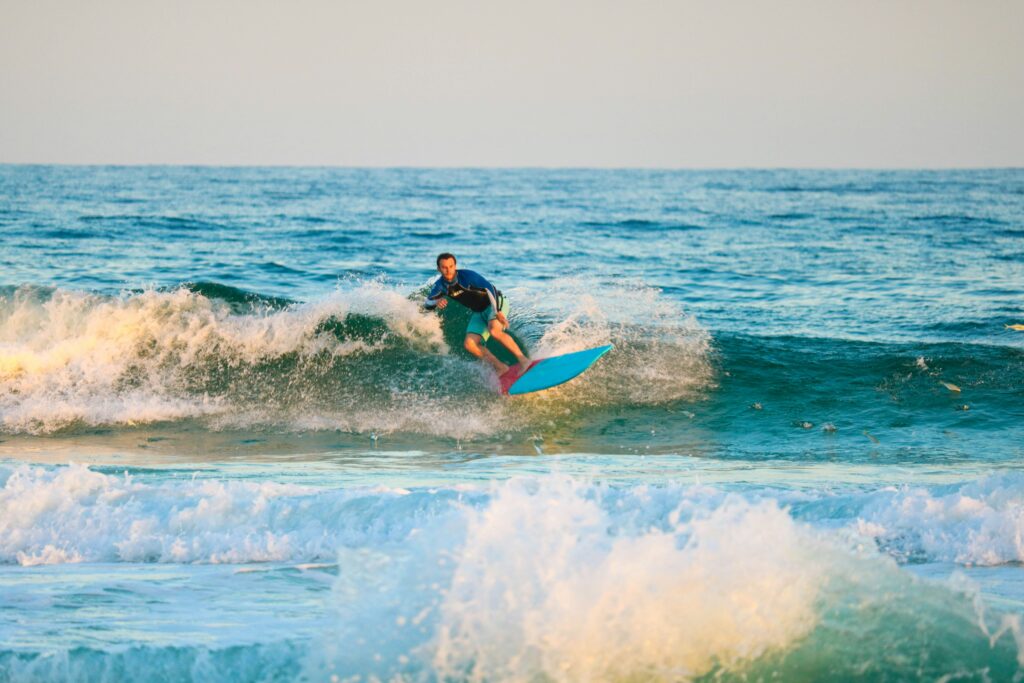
[
  {"left": 516, "top": 356, "right": 532, "bottom": 372},
  {"left": 492, "top": 360, "right": 510, "bottom": 375}
]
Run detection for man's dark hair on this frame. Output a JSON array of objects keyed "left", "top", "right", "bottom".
[{"left": 436, "top": 252, "right": 457, "bottom": 267}]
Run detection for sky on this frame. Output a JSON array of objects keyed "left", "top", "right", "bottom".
[{"left": 1, "top": 0, "right": 1022, "bottom": 167}]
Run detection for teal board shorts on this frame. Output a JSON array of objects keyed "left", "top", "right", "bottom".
[{"left": 466, "top": 296, "right": 510, "bottom": 341}]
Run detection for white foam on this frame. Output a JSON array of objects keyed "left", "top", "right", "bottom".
[
  {"left": 0, "top": 284, "right": 446, "bottom": 434},
  {"left": 311, "top": 476, "right": 829, "bottom": 680},
  {"left": 429, "top": 477, "right": 823, "bottom": 680},
  {"left": 0, "top": 463, "right": 431, "bottom": 565},
  {"left": 851, "top": 472, "right": 1024, "bottom": 566},
  {"left": 513, "top": 278, "right": 715, "bottom": 405},
  {"left": 283, "top": 396, "right": 510, "bottom": 440},
  {"left": 8, "top": 462, "right": 1023, "bottom": 677}
]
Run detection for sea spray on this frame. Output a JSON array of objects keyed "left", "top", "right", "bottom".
[
  {"left": 308, "top": 474, "right": 1024, "bottom": 680},
  {"left": 0, "top": 283, "right": 448, "bottom": 434},
  {"left": 430, "top": 479, "right": 823, "bottom": 681}
]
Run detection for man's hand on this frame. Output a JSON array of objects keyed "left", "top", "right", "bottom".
[
  {"left": 435, "top": 298, "right": 448, "bottom": 310},
  {"left": 495, "top": 311, "right": 508, "bottom": 328}
]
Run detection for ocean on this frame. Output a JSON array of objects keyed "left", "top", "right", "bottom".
[{"left": 2, "top": 165, "right": 1023, "bottom": 681}]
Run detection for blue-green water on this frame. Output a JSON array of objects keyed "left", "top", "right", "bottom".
[{"left": 2, "top": 166, "right": 1024, "bottom": 681}]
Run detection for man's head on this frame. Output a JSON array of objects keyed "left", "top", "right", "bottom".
[{"left": 436, "top": 252, "right": 457, "bottom": 281}]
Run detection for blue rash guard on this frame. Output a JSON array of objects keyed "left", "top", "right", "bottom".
[{"left": 424, "top": 269, "right": 501, "bottom": 313}]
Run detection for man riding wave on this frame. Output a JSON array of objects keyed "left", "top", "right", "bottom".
[{"left": 424, "top": 252, "right": 531, "bottom": 375}]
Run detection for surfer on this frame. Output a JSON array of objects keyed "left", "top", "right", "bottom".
[{"left": 424, "top": 253, "right": 531, "bottom": 375}]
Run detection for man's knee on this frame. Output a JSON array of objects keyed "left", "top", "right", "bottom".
[
  {"left": 488, "top": 319, "right": 504, "bottom": 336},
  {"left": 464, "top": 334, "right": 483, "bottom": 353}
]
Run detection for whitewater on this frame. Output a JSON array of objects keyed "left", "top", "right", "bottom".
[{"left": 2, "top": 165, "right": 1023, "bottom": 681}]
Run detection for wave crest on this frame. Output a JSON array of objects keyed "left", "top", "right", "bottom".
[{"left": 0, "top": 283, "right": 446, "bottom": 434}]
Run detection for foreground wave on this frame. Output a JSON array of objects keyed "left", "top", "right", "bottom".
[
  {"left": 6, "top": 463, "right": 1024, "bottom": 567},
  {"left": 3, "top": 465, "right": 1023, "bottom": 680}
]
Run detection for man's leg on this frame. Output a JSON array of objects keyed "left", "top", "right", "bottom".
[
  {"left": 464, "top": 333, "right": 509, "bottom": 374},
  {"left": 487, "top": 318, "right": 530, "bottom": 370}
]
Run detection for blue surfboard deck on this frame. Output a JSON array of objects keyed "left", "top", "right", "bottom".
[{"left": 502, "top": 344, "right": 613, "bottom": 395}]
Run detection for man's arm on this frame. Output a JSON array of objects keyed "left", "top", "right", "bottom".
[{"left": 423, "top": 278, "right": 447, "bottom": 309}]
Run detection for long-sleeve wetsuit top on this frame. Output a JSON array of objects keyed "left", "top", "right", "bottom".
[{"left": 424, "top": 269, "right": 500, "bottom": 313}]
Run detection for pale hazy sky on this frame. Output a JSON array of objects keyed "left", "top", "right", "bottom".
[{"left": 1, "top": 0, "right": 1022, "bottom": 167}]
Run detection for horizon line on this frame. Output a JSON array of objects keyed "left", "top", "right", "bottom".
[{"left": 2, "top": 162, "right": 1022, "bottom": 172}]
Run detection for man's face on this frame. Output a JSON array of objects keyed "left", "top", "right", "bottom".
[{"left": 438, "top": 257, "right": 456, "bottom": 282}]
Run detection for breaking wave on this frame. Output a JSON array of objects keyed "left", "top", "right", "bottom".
[{"left": 0, "top": 281, "right": 715, "bottom": 438}]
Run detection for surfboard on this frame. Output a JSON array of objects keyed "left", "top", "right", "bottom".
[{"left": 499, "top": 344, "right": 613, "bottom": 396}]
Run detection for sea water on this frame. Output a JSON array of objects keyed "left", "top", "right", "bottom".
[{"left": 1, "top": 166, "right": 1023, "bottom": 680}]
